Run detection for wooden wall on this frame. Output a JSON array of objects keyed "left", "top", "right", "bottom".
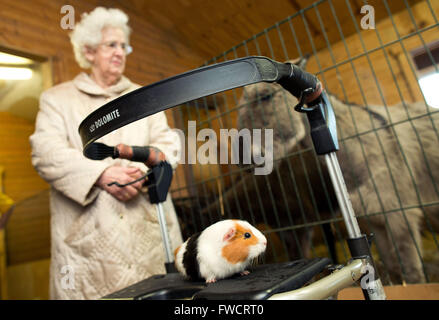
[
  {"left": 305, "top": 0, "right": 439, "bottom": 107},
  {"left": 173, "top": 0, "right": 439, "bottom": 198},
  {"left": 0, "top": 0, "right": 205, "bottom": 205},
  {"left": 0, "top": 0, "right": 203, "bottom": 85},
  {"left": 0, "top": 0, "right": 205, "bottom": 299},
  {"left": 0, "top": 112, "right": 50, "bottom": 264}
]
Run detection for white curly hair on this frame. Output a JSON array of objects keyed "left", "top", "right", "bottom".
[{"left": 69, "top": 7, "right": 132, "bottom": 69}]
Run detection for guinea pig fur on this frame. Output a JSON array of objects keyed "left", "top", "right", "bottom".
[{"left": 174, "top": 219, "right": 267, "bottom": 283}]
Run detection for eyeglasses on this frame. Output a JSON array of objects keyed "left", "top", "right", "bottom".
[{"left": 98, "top": 41, "right": 133, "bottom": 55}]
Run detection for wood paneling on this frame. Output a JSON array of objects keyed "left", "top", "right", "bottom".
[
  {"left": 0, "top": 112, "right": 50, "bottom": 265},
  {"left": 122, "top": 0, "right": 425, "bottom": 62},
  {"left": 6, "top": 258, "right": 50, "bottom": 300},
  {"left": 162, "top": 0, "right": 439, "bottom": 199},
  {"left": 0, "top": 0, "right": 204, "bottom": 85},
  {"left": 0, "top": 0, "right": 205, "bottom": 266},
  {"left": 5, "top": 190, "right": 50, "bottom": 265},
  {"left": 304, "top": 0, "right": 439, "bottom": 107},
  {"left": 0, "top": 230, "right": 7, "bottom": 299},
  {"left": 0, "top": 113, "right": 47, "bottom": 203}
]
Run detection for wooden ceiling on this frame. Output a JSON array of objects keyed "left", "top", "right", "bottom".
[{"left": 120, "top": 0, "right": 422, "bottom": 63}]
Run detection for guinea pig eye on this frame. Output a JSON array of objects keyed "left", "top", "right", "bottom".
[{"left": 244, "top": 232, "right": 252, "bottom": 239}]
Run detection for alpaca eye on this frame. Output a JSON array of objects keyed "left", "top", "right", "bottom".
[
  {"left": 244, "top": 232, "right": 251, "bottom": 239},
  {"left": 261, "top": 94, "right": 272, "bottom": 101}
]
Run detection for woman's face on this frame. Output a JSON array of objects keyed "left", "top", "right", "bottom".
[{"left": 86, "top": 26, "right": 128, "bottom": 81}]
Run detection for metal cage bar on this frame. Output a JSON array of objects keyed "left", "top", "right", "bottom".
[{"left": 170, "top": 0, "right": 439, "bottom": 286}]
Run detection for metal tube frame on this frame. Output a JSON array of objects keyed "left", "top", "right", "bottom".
[
  {"left": 297, "top": 90, "right": 387, "bottom": 300},
  {"left": 269, "top": 259, "right": 365, "bottom": 300},
  {"left": 156, "top": 203, "right": 174, "bottom": 264},
  {"left": 325, "top": 152, "right": 362, "bottom": 239},
  {"left": 324, "top": 152, "right": 386, "bottom": 300}
]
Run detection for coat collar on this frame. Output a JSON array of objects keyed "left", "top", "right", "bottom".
[{"left": 73, "top": 72, "right": 133, "bottom": 97}]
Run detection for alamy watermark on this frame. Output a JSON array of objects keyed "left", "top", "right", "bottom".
[
  {"left": 59, "top": 3, "right": 374, "bottom": 175},
  {"left": 173, "top": 121, "right": 274, "bottom": 176},
  {"left": 360, "top": 264, "right": 377, "bottom": 290},
  {"left": 60, "top": 5, "right": 75, "bottom": 30},
  {"left": 60, "top": 265, "right": 75, "bottom": 290},
  {"left": 60, "top": 4, "right": 375, "bottom": 31},
  {"left": 360, "top": 5, "right": 375, "bottom": 30}
]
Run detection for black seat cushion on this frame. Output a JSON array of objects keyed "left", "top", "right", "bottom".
[{"left": 102, "top": 258, "right": 331, "bottom": 300}]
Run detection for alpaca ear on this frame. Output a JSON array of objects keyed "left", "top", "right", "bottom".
[
  {"left": 223, "top": 227, "right": 236, "bottom": 242},
  {"left": 288, "top": 53, "right": 310, "bottom": 70}
]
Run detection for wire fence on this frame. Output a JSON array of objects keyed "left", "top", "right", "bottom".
[{"left": 171, "top": 0, "right": 439, "bottom": 285}]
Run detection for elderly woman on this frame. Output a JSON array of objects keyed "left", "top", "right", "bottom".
[{"left": 30, "top": 7, "right": 183, "bottom": 299}]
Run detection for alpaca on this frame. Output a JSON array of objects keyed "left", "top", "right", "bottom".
[{"left": 234, "top": 70, "right": 439, "bottom": 284}]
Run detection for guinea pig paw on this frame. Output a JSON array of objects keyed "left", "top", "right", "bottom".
[
  {"left": 240, "top": 270, "right": 250, "bottom": 276},
  {"left": 206, "top": 278, "right": 217, "bottom": 284}
]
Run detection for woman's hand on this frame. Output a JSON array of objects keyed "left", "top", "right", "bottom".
[{"left": 96, "top": 166, "right": 145, "bottom": 202}]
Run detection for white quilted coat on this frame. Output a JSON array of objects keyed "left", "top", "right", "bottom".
[{"left": 30, "top": 73, "right": 183, "bottom": 299}]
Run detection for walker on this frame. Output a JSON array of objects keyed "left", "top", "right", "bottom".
[{"left": 78, "top": 56, "right": 386, "bottom": 300}]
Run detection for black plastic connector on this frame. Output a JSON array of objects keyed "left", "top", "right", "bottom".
[
  {"left": 131, "top": 146, "right": 151, "bottom": 163},
  {"left": 145, "top": 161, "right": 173, "bottom": 204}
]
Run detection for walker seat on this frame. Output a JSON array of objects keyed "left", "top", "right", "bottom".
[{"left": 102, "top": 257, "right": 330, "bottom": 300}]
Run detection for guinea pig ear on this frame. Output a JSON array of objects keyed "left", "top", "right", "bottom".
[{"left": 223, "top": 227, "right": 236, "bottom": 242}]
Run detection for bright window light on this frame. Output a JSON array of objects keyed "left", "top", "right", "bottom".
[
  {"left": 419, "top": 73, "right": 439, "bottom": 108},
  {"left": 0, "top": 67, "right": 33, "bottom": 80},
  {"left": 0, "top": 52, "right": 33, "bottom": 65}
]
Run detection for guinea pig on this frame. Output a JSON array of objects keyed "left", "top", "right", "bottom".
[{"left": 174, "top": 219, "right": 267, "bottom": 283}]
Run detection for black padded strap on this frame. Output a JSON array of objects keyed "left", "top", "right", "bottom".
[{"left": 78, "top": 56, "right": 320, "bottom": 158}]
